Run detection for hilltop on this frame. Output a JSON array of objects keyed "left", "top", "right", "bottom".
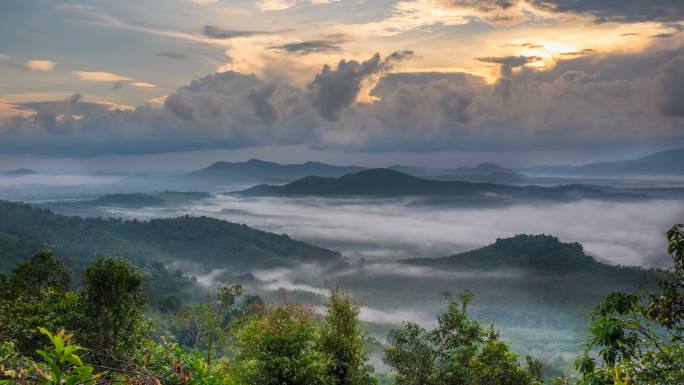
[{"left": 3, "top": 168, "right": 38, "bottom": 176}]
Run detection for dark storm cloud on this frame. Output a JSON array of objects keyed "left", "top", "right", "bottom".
[
  {"left": 308, "top": 50, "right": 414, "bottom": 120},
  {"left": 155, "top": 51, "right": 187, "bottom": 59},
  {"left": 270, "top": 40, "right": 341, "bottom": 54},
  {"left": 529, "top": 0, "right": 684, "bottom": 23}
]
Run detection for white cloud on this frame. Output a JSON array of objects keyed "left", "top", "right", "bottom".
[
  {"left": 72, "top": 71, "right": 132, "bottom": 82},
  {"left": 22, "top": 60, "right": 57, "bottom": 71},
  {"left": 130, "top": 81, "right": 157, "bottom": 89},
  {"left": 192, "top": 0, "right": 219, "bottom": 5}
]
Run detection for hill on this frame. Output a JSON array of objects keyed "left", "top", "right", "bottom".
[
  {"left": 4, "top": 168, "right": 38, "bottom": 176},
  {"left": 184, "top": 159, "right": 365, "bottom": 183},
  {"left": 237, "top": 168, "right": 644, "bottom": 202},
  {"left": 523, "top": 148, "right": 684, "bottom": 175},
  {"left": 39, "top": 192, "right": 211, "bottom": 213},
  {"left": 0, "top": 200, "right": 341, "bottom": 273},
  {"left": 403, "top": 234, "right": 608, "bottom": 273}
]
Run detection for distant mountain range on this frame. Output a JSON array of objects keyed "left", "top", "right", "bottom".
[
  {"left": 3, "top": 168, "right": 37, "bottom": 176},
  {"left": 183, "top": 159, "right": 364, "bottom": 183},
  {"left": 523, "top": 148, "right": 684, "bottom": 175},
  {"left": 237, "top": 168, "right": 649, "bottom": 202}
]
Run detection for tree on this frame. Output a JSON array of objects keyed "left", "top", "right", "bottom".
[
  {"left": 233, "top": 301, "right": 333, "bottom": 385},
  {"left": 77, "top": 257, "right": 150, "bottom": 366},
  {"left": 8, "top": 251, "right": 70, "bottom": 296},
  {"left": 179, "top": 284, "right": 243, "bottom": 368},
  {"left": 0, "top": 252, "right": 78, "bottom": 356},
  {"left": 384, "top": 292, "right": 543, "bottom": 385},
  {"left": 319, "top": 287, "right": 376, "bottom": 385},
  {"left": 576, "top": 224, "right": 684, "bottom": 385}
]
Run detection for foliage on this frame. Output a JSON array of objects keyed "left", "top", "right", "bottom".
[
  {"left": 233, "top": 301, "right": 333, "bottom": 385},
  {"left": 8, "top": 251, "right": 70, "bottom": 294},
  {"left": 179, "top": 284, "right": 243, "bottom": 368},
  {"left": 576, "top": 224, "right": 684, "bottom": 385},
  {"left": 319, "top": 287, "right": 376, "bottom": 385},
  {"left": 384, "top": 292, "right": 543, "bottom": 385},
  {"left": 145, "top": 339, "right": 230, "bottom": 385},
  {"left": 33, "top": 328, "right": 99, "bottom": 385},
  {"left": 0, "top": 252, "right": 80, "bottom": 356},
  {"left": 0, "top": 341, "right": 34, "bottom": 384},
  {"left": 77, "top": 257, "right": 151, "bottom": 366}
]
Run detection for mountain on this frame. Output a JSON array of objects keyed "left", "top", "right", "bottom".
[
  {"left": 237, "top": 168, "right": 643, "bottom": 202},
  {"left": 0, "top": 200, "right": 341, "bottom": 272},
  {"left": 403, "top": 234, "right": 607, "bottom": 273},
  {"left": 4, "top": 168, "right": 37, "bottom": 176},
  {"left": 183, "top": 159, "right": 365, "bottom": 184},
  {"left": 523, "top": 148, "right": 684, "bottom": 175},
  {"left": 450, "top": 162, "right": 513, "bottom": 174}
]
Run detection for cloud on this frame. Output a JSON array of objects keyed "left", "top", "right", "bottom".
[
  {"left": 270, "top": 40, "right": 341, "bottom": 54},
  {"left": 1, "top": 47, "right": 684, "bottom": 157},
  {"left": 22, "top": 60, "right": 56, "bottom": 72},
  {"left": 254, "top": 0, "right": 339, "bottom": 11},
  {"left": 0, "top": 54, "right": 9, "bottom": 61},
  {"left": 659, "top": 54, "right": 684, "bottom": 116},
  {"left": 193, "top": 195, "right": 683, "bottom": 267},
  {"left": 111, "top": 80, "right": 125, "bottom": 90},
  {"left": 529, "top": 0, "right": 684, "bottom": 23},
  {"left": 256, "top": 0, "right": 297, "bottom": 11},
  {"left": 72, "top": 71, "right": 132, "bottom": 82},
  {"left": 155, "top": 51, "right": 187, "bottom": 59},
  {"left": 308, "top": 51, "right": 414, "bottom": 120},
  {"left": 202, "top": 25, "right": 271, "bottom": 39},
  {"left": 73, "top": 71, "right": 155, "bottom": 89},
  {"left": 130, "top": 82, "right": 157, "bottom": 89},
  {"left": 192, "top": 0, "right": 219, "bottom": 5},
  {"left": 478, "top": 55, "right": 542, "bottom": 97}
]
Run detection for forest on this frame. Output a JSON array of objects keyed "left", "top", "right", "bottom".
[{"left": 0, "top": 222, "right": 682, "bottom": 385}]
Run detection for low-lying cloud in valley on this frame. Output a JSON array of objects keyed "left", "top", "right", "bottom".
[{"left": 104, "top": 195, "right": 684, "bottom": 267}]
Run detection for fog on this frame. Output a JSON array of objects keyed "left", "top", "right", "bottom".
[{"left": 169, "top": 195, "right": 682, "bottom": 267}]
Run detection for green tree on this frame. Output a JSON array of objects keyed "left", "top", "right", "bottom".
[
  {"left": 576, "top": 224, "right": 684, "bottom": 385},
  {"left": 8, "top": 251, "right": 70, "bottom": 295},
  {"left": 77, "top": 257, "right": 150, "bottom": 366},
  {"left": 233, "top": 301, "right": 333, "bottom": 385},
  {"left": 319, "top": 287, "right": 376, "bottom": 385},
  {"left": 384, "top": 292, "right": 542, "bottom": 385},
  {"left": 179, "top": 284, "right": 243, "bottom": 369},
  {"left": 0, "top": 252, "right": 78, "bottom": 356}
]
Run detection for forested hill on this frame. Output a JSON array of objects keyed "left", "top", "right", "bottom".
[
  {"left": 403, "top": 234, "right": 644, "bottom": 274},
  {"left": 0, "top": 200, "right": 341, "bottom": 272},
  {"left": 238, "top": 168, "right": 644, "bottom": 201}
]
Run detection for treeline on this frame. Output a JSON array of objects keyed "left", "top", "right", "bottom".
[{"left": 1, "top": 224, "right": 684, "bottom": 385}]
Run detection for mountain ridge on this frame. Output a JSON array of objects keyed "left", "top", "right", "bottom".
[{"left": 522, "top": 148, "right": 684, "bottom": 175}]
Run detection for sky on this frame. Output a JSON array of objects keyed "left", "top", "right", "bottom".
[{"left": 1, "top": 0, "right": 684, "bottom": 171}]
